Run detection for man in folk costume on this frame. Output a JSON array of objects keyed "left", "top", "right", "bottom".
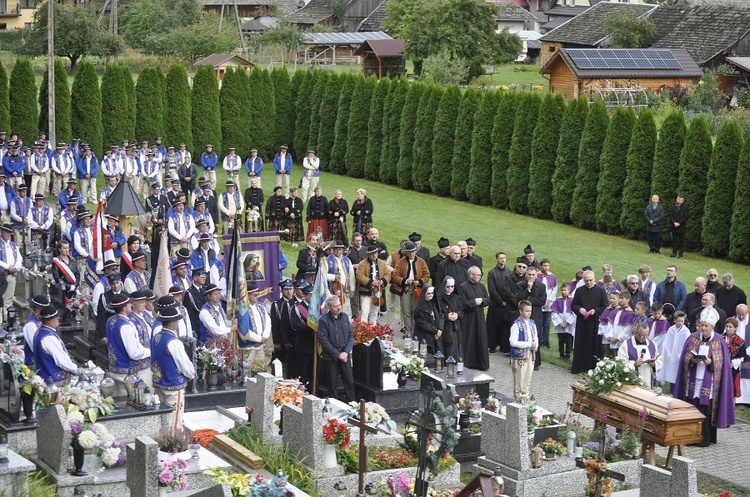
[
  {"left": 192, "top": 198, "right": 215, "bottom": 235},
  {"left": 0, "top": 224, "right": 21, "bottom": 324},
  {"left": 168, "top": 198, "right": 195, "bottom": 258},
  {"left": 58, "top": 177, "right": 83, "bottom": 211},
  {"left": 245, "top": 148, "right": 263, "bottom": 189},
  {"left": 238, "top": 283, "right": 273, "bottom": 366},
  {"left": 391, "top": 241, "right": 430, "bottom": 340},
  {"left": 60, "top": 197, "right": 79, "bottom": 243},
  {"left": 190, "top": 220, "right": 220, "bottom": 253},
  {"left": 270, "top": 279, "right": 296, "bottom": 377},
  {"left": 33, "top": 305, "right": 80, "bottom": 387},
  {"left": 177, "top": 143, "right": 190, "bottom": 168},
  {"left": 76, "top": 146, "right": 99, "bottom": 203},
  {"left": 618, "top": 322, "right": 663, "bottom": 388},
  {"left": 219, "top": 180, "right": 244, "bottom": 235},
  {"left": 103, "top": 175, "right": 118, "bottom": 200},
  {"left": 325, "top": 240, "right": 356, "bottom": 312},
  {"left": 151, "top": 302, "right": 196, "bottom": 428},
  {"left": 100, "top": 147, "right": 121, "bottom": 180},
  {"left": 104, "top": 215, "right": 127, "bottom": 262},
  {"left": 92, "top": 260, "right": 119, "bottom": 324},
  {"left": 141, "top": 151, "right": 161, "bottom": 198},
  {"left": 123, "top": 251, "right": 151, "bottom": 294},
  {"left": 123, "top": 146, "right": 141, "bottom": 190},
  {"left": 129, "top": 290, "right": 155, "bottom": 366},
  {"left": 190, "top": 233, "right": 218, "bottom": 281},
  {"left": 23, "top": 294, "right": 50, "bottom": 367},
  {"left": 167, "top": 287, "right": 193, "bottom": 341},
  {"left": 674, "top": 307, "right": 735, "bottom": 446},
  {"left": 199, "top": 284, "right": 235, "bottom": 343},
  {"left": 10, "top": 184, "right": 31, "bottom": 245},
  {"left": 273, "top": 144, "right": 293, "bottom": 196},
  {"left": 510, "top": 300, "right": 538, "bottom": 401},
  {"left": 0, "top": 173, "right": 15, "bottom": 226},
  {"left": 200, "top": 144, "right": 218, "bottom": 190},
  {"left": 356, "top": 245, "right": 392, "bottom": 324},
  {"left": 106, "top": 293, "right": 152, "bottom": 396},
  {"left": 166, "top": 175, "right": 183, "bottom": 208},
  {"left": 222, "top": 147, "right": 242, "bottom": 190},
  {"left": 300, "top": 149, "right": 320, "bottom": 202},
  {"left": 29, "top": 142, "right": 49, "bottom": 199},
  {"left": 51, "top": 144, "right": 75, "bottom": 196},
  {"left": 290, "top": 284, "right": 315, "bottom": 387},
  {"left": 171, "top": 260, "right": 193, "bottom": 292},
  {"left": 163, "top": 147, "right": 180, "bottom": 185}
]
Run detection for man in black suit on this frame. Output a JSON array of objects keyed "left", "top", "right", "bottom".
[
  {"left": 669, "top": 194, "right": 688, "bottom": 258},
  {"left": 645, "top": 194, "right": 664, "bottom": 254},
  {"left": 183, "top": 269, "right": 208, "bottom": 336}
]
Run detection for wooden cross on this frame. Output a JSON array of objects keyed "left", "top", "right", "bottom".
[
  {"left": 575, "top": 429, "right": 625, "bottom": 497},
  {"left": 347, "top": 399, "right": 379, "bottom": 495},
  {"left": 406, "top": 384, "right": 446, "bottom": 497}
]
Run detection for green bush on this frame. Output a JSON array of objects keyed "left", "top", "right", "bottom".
[
  {"left": 293, "top": 70, "right": 313, "bottom": 158},
  {"left": 450, "top": 87, "right": 481, "bottom": 200},
  {"left": 620, "top": 109, "right": 657, "bottom": 238},
  {"left": 219, "top": 67, "right": 251, "bottom": 156},
  {"left": 330, "top": 73, "right": 357, "bottom": 175},
  {"left": 164, "top": 64, "right": 192, "bottom": 150},
  {"left": 136, "top": 66, "right": 166, "bottom": 143},
  {"left": 677, "top": 115, "right": 713, "bottom": 251},
  {"left": 570, "top": 99, "right": 610, "bottom": 229},
  {"left": 595, "top": 106, "right": 636, "bottom": 234},
  {"left": 316, "top": 73, "right": 344, "bottom": 170},
  {"left": 489, "top": 92, "right": 517, "bottom": 209},
  {"left": 346, "top": 75, "right": 377, "bottom": 178},
  {"left": 466, "top": 91, "right": 501, "bottom": 205},
  {"left": 191, "top": 64, "right": 222, "bottom": 156},
  {"left": 412, "top": 85, "right": 444, "bottom": 192},
  {"left": 101, "top": 63, "right": 128, "bottom": 146},
  {"left": 551, "top": 97, "right": 588, "bottom": 223},
  {"left": 10, "top": 59, "right": 38, "bottom": 142},
  {"left": 701, "top": 119, "right": 742, "bottom": 257},
  {"left": 507, "top": 92, "right": 542, "bottom": 213},
  {"left": 729, "top": 131, "right": 750, "bottom": 262},
  {"left": 396, "top": 81, "right": 425, "bottom": 189},
  {"left": 271, "top": 66, "right": 294, "bottom": 153},
  {"left": 380, "top": 77, "right": 408, "bottom": 183},
  {"left": 429, "top": 84, "right": 461, "bottom": 196},
  {"left": 71, "top": 60, "right": 103, "bottom": 156},
  {"left": 120, "top": 65, "right": 136, "bottom": 138},
  {"left": 38, "top": 59, "right": 72, "bottom": 144},
  {"left": 650, "top": 110, "right": 686, "bottom": 239},
  {"left": 0, "top": 62, "right": 9, "bottom": 132},
  {"left": 527, "top": 93, "right": 566, "bottom": 218},
  {"left": 307, "top": 71, "right": 329, "bottom": 157},
  {"left": 364, "top": 78, "right": 391, "bottom": 180},
  {"left": 248, "top": 69, "right": 276, "bottom": 157}
]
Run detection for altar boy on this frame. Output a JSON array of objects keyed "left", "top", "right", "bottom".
[
  {"left": 610, "top": 292, "right": 636, "bottom": 354},
  {"left": 598, "top": 292, "right": 619, "bottom": 357},
  {"left": 550, "top": 282, "right": 576, "bottom": 360}
]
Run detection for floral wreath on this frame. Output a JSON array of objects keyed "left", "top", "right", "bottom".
[
  {"left": 584, "top": 458, "right": 612, "bottom": 497},
  {"left": 406, "top": 394, "right": 459, "bottom": 475}
]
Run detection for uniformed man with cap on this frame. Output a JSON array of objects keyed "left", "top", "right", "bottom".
[
  {"left": 76, "top": 146, "right": 99, "bottom": 203},
  {"left": 92, "top": 260, "right": 119, "bottom": 320},
  {"left": 33, "top": 305, "right": 80, "bottom": 387},
  {"left": 290, "top": 284, "right": 315, "bottom": 385},
  {"left": 10, "top": 184, "right": 31, "bottom": 244},
  {"left": 166, "top": 175, "right": 184, "bottom": 207},
  {"left": 51, "top": 143, "right": 75, "bottom": 196},
  {"left": 200, "top": 144, "right": 218, "bottom": 190},
  {"left": 270, "top": 279, "right": 296, "bottom": 377},
  {"left": 184, "top": 268, "right": 208, "bottom": 335},
  {"left": 107, "top": 293, "right": 151, "bottom": 395},
  {"left": 0, "top": 223, "right": 22, "bottom": 324},
  {"left": 151, "top": 303, "right": 196, "bottom": 427},
  {"left": 124, "top": 251, "right": 151, "bottom": 293},
  {"left": 59, "top": 177, "right": 83, "bottom": 210},
  {"left": 219, "top": 179, "right": 243, "bottom": 234},
  {"left": 29, "top": 142, "right": 50, "bottom": 199},
  {"left": 245, "top": 148, "right": 263, "bottom": 189},
  {"left": 72, "top": 210, "right": 94, "bottom": 280},
  {"left": 199, "top": 283, "right": 236, "bottom": 342},
  {"left": 28, "top": 193, "right": 53, "bottom": 249},
  {"left": 167, "top": 197, "right": 195, "bottom": 257}
]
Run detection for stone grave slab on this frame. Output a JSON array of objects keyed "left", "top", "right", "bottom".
[
  {"left": 126, "top": 435, "right": 160, "bottom": 497},
  {"left": 36, "top": 404, "right": 72, "bottom": 475},
  {"left": 245, "top": 372, "right": 282, "bottom": 446},
  {"left": 352, "top": 338, "right": 384, "bottom": 389},
  {"left": 0, "top": 448, "right": 35, "bottom": 497},
  {"left": 183, "top": 407, "right": 247, "bottom": 434}
]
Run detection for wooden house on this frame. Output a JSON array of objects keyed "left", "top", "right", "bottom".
[
  {"left": 540, "top": 47, "right": 702, "bottom": 100},
  {"left": 192, "top": 53, "right": 254, "bottom": 84},
  {"left": 287, "top": 0, "right": 384, "bottom": 32},
  {"left": 300, "top": 31, "right": 393, "bottom": 65},
  {"left": 353, "top": 39, "right": 405, "bottom": 79}
]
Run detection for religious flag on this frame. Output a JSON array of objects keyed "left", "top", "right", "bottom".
[
  {"left": 153, "top": 229, "right": 172, "bottom": 298},
  {"left": 91, "top": 200, "right": 114, "bottom": 272},
  {"left": 226, "top": 220, "right": 251, "bottom": 348},
  {"left": 307, "top": 261, "right": 329, "bottom": 331},
  {"left": 82, "top": 258, "right": 100, "bottom": 294}
]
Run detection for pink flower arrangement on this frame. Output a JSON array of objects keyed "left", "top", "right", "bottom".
[{"left": 159, "top": 458, "right": 189, "bottom": 490}]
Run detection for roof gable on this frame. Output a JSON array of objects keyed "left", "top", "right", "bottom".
[
  {"left": 353, "top": 39, "right": 405, "bottom": 57},
  {"left": 540, "top": 2, "right": 658, "bottom": 46},
  {"left": 494, "top": 2, "right": 537, "bottom": 21},
  {"left": 358, "top": 0, "right": 386, "bottom": 32},
  {"left": 287, "top": 0, "right": 335, "bottom": 24},
  {"left": 192, "top": 53, "right": 254, "bottom": 68}
]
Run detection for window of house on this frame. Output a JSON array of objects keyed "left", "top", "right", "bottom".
[{"left": 20, "top": 0, "right": 35, "bottom": 8}]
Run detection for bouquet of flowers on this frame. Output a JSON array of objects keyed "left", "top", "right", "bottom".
[
  {"left": 269, "top": 381, "right": 306, "bottom": 408},
  {"left": 457, "top": 392, "right": 481, "bottom": 417},
  {"left": 158, "top": 458, "right": 189, "bottom": 490},
  {"left": 583, "top": 357, "right": 644, "bottom": 395},
  {"left": 378, "top": 472, "right": 413, "bottom": 497},
  {"left": 199, "top": 336, "right": 237, "bottom": 373},
  {"left": 66, "top": 291, "right": 92, "bottom": 320},
  {"left": 322, "top": 418, "right": 351, "bottom": 449},
  {"left": 537, "top": 437, "right": 565, "bottom": 455},
  {"left": 483, "top": 395, "right": 500, "bottom": 413},
  {"left": 584, "top": 459, "right": 612, "bottom": 496},
  {"left": 352, "top": 318, "right": 394, "bottom": 345},
  {"left": 61, "top": 384, "right": 117, "bottom": 423},
  {"left": 390, "top": 355, "right": 427, "bottom": 381},
  {"left": 204, "top": 467, "right": 294, "bottom": 497},
  {"left": 100, "top": 440, "right": 126, "bottom": 469},
  {"left": 346, "top": 401, "right": 397, "bottom": 434},
  {"left": 0, "top": 339, "right": 45, "bottom": 396}
]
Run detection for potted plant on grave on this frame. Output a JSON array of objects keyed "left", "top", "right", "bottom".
[
  {"left": 204, "top": 467, "right": 294, "bottom": 496},
  {"left": 390, "top": 354, "right": 428, "bottom": 385},
  {"left": 537, "top": 437, "right": 565, "bottom": 460},
  {"left": 322, "top": 418, "right": 351, "bottom": 468},
  {"left": 0, "top": 338, "right": 45, "bottom": 423},
  {"left": 198, "top": 336, "right": 235, "bottom": 390},
  {"left": 67, "top": 407, "right": 101, "bottom": 476},
  {"left": 269, "top": 380, "right": 307, "bottom": 435},
  {"left": 158, "top": 458, "right": 189, "bottom": 495},
  {"left": 153, "top": 427, "right": 191, "bottom": 460},
  {"left": 351, "top": 317, "right": 394, "bottom": 345},
  {"left": 456, "top": 392, "right": 481, "bottom": 431},
  {"left": 484, "top": 395, "right": 500, "bottom": 413}
]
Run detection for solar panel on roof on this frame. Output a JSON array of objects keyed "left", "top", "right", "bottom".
[{"left": 566, "top": 48, "right": 682, "bottom": 71}]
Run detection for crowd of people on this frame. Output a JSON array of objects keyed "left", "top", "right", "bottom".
[{"left": 3, "top": 132, "right": 747, "bottom": 445}]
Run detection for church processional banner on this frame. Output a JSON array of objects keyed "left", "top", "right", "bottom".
[{"left": 222, "top": 231, "right": 281, "bottom": 304}]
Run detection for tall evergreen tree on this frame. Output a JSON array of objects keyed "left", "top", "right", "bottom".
[
  {"left": 527, "top": 93, "right": 566, "bottom": 218},
  {"left": 307, "top": 71, "right": 329, "bottom": 156},
  {"left": 489, "top": 92, "right": 517, "bottom": 210},
  {"left": 271, "top": 67, "right": 294, "bottom": 152},
  {"left": 330, "top": 74, "right": 358, "bottom": 175},
  {"left": 38, "top": 59, "right": 71, "bottom": 144},
  {"left": 650, "top": 110, "right": 686, "bottom": 240},
  {"left": 729, "top": 132, "right": 750, "bottom": 262},
  {"left": 364, "top": 78, "right": 391, "bottom": 180},
  {"left": 191, "top": 64, "right": 222, "bottom": 158},
  {"left": 71, "top": 60, "right": 103, "bottom": 157},
  {"left": 551, "top": 98, "right": 588, "bottom": 223},
  {"left": 0, "top": 63, "right": 9, "bottom": 132},
  {"left": 120, "top": 65, "right": 136, "bottom": 139},
  {"left": 9, "top": 59, "right": 38, "bottom": 144},
  {"left": 293, "top": 71, "right": 313, "bottom": 158},
  {"left": 219, "top": 68, "right": 250, "bottom": 155},
  {"left": 620, "top": 109, "right": 657, "bottom": 238},
  {"left": 317, "top": 73, "right": 344, "bottom": 170},
  {"left": 248, "top": 69, "right": 275, "bottom": 158},
  {"left": 507, "top": 92, "right": 542, "bottom": 213},
  {"left": 412, "top": 85, "right": 444, "bottom": 192},
  {"left": 135, "top": 67, "right": 165, "bottom": 144},
  {"left": 570, "top": 99, "right": 610, "bottom": 229},
  {"left": 450, "top": 88, "right": 481, "bottom": 200},
  {"left": 677, "top": 115, "right": 712, "bottom": 251},
  {"left": 165, "top": 64, "right": 192, "bottom": 151},
  {"left": 346, "top": 76, "right": 377, "bottom": 178},
  {"left": 154, "top": 66, "right": 167, "bottom": 139},
  {"left": 429, "top": 84, "right": 461, "bottom": 196},
  {"left": 701, "top": 119, "right": 742, "bottom": 257},
  {"left": 594, "top": 106, "right": 636, "bottom": 234},
  {"left": 396, "top": 82, "right": 425, "bottom": 189},
  {"left": 101, "top": 63, "right": 128, "bottom": 146},
  {"left": 381, "top": 79, "right": 408, "bottom": 184},
  {"left": 466, "top": 91, "right": 500, "bottom": 204}
]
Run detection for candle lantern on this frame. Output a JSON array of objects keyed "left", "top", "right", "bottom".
[{"left": 446, "top": 356, "right": 456, "bottom": 377}]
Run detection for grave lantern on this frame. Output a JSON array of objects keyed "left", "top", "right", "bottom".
[
  {"left": 365, "top": 482, "right": 379, "bottom": 495},
  {"left": 411, "top": 336, "right": 420, "bottom": 356},
  {"left": 446, "top": 356, "right": 456, "bottom": 377},
  {"left": 433, "top": 350, "right": 445, "bottom": 373},
  {"left": 419, "top": 339, "right": 428, "bottom": 356},
  {"left": 0, "top": 434, "right": 8, "bottom": 463},
  {"left": 492, "top": 470, "right": 505, "bottom": 496},
  {"left": 322, "top": 398, "right": 331, "bottom": 419},
  {"left": 334, "top": 480, "right": 347, "bottom": 497}
]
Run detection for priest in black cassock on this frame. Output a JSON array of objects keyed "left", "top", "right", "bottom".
[
  {"left": 458, "top": 266, "right": 490, "bottom": 370},
  {"left": 571, "top": 270, "right": 609, "bottom": 374},
  {"left": 434, "top": 245, "right": 471, "bottom": 289}
]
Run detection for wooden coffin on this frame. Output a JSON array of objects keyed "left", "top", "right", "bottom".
[{"left": 571, "top": 380, "right": 704, "bottom": 447}]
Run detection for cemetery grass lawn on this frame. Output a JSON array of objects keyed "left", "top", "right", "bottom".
[{"left": 735, "top": 405, "right": 750, "bottom": 423}]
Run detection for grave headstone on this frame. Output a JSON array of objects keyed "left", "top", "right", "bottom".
[
  {"left": 0, "top": 448, "right": 35, "bottom": 496},
  {"left": 481, "top": 403, "right": 530, "bottom": 471},
  {"left": 126, "top": 436, "right": 160, "bottom": 497},
  {"left": 245, "top": 372, "right": 282, "bottom": 445},
  {"left": 641, "top": 456, "right": 698, "bottom": 497},
  {"left": 36, "top": 404, "right": 73, "bottom": 475},
  {"left": 352, "top": 338, "right": 384, "bottom": 389},
  {"left": 282, "top": 395, "right": 342, "bottom": 476},
  {"left": 188, "top": 483, "right": 235, "bottom": 497}
]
